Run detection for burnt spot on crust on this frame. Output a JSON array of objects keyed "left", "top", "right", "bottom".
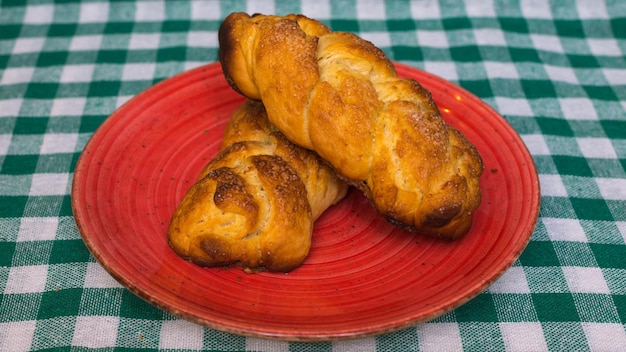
[
  {"left": 422, "top": 203, "right": 462, "bottom": 228},
  {"left": 207, "top": 167, "right": 258, "bottom": 215},
  {"left": 218, "top": 13, "right": 245, "bottom": 94}
]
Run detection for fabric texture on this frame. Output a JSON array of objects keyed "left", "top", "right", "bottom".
[{"left": 1, "top": 0, "right": 625, "bottom": 351}]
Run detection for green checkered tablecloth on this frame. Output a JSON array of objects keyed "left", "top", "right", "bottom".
[{"left": 1, "top": 0, "right": 625, "bottom": 350}]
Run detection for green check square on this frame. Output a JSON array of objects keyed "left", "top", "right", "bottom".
[
  {"left": 38, "top": 288, "right": 82, "bottom": 319},
  {"left": 1, "top": 155, "right": 39, "bottom": 174},
  {"left": 519, "top": 241, "right": 561, "bottom": 267},
  {"left": 387, "top": 19, "right": 416, "bottom": 31},
  {"left": 590, "top": 243, "right": 626, "bottom": 269},
  {"left": 532, "top": 293, "right": 580, "bottom": 322},
  {"left": 13, "top": 117, "right": 48, "bottom": 135},
  {"left": 48, "top": 23, "right": 77, "bottom": 37},
  {"left": 0, "top": 242, "right": 16, "bottom": 266},
  {"left": 554, "top": 20, "right": 585, "bottom": 38},
  {"left": 330, "top": 19, "right": 359, "bottom": 32},
  {"left": 157, "top": 47, "right": 186, "bottom": 62},
  {"left": 392, "top": 46, "right": 423, "bottom": 62},
  {"left": 570, "top": 198, "right": 614, "bottom": 221},
  {"left": 97, "top": 50, "right": 128, "bottom": 64},
  {"left": 552, "top": 156, "right": 593, "bottom": 177},
  {"left": 0, "top": 24, "right": 21, "bottom": 40},
  {"left": 521, "top": 79, "right": 557, "bottom": 99},
  {"left": 584, "top": 86, "right": 618, "bottom": 101},
  {"left": 24, "top": 83, "right": 60, "bottom": 99},
  {"left": 499, "top": 17, "right": 529, "bottom": 33},
  {"left": 601, "top": 121, "right": 626, "bottom": 139},
  {"left": 537, "top": 117, "right": 573, "bottom": 137},
  {"left": 454, "top": 293, "right": 498, "bottom": 322},
  {"left": 120, "top": 290, "right": 164, "bottom": 320},
  {"left": 104, "top": 21, "right": 134, "bottom": 34},
  {"left": 0, "top": 196, "right": 28, "bottom": 217},
  {"left": 510, "top": 47, "right": 542, "bottom": 63},
  {"left": 87, "top": 81, "right": 121, "bottom": 97},
  {"left": 450, "top": 46, "right": 482, "bottom": 62},
  {"left": 49, "top": 239, "right": 91, "bottom": 264},
  {"left": 79, "top": 115, "right": 108, "bottom": 133},
  {"left": 37, "top": 52, "right": 69, "bottom": 67},
  {"left": 568, "top": 54, "right": 599, "bottom": 68},
  {"left": 459, "top": 80, "right": 494, "bottom": 99}
]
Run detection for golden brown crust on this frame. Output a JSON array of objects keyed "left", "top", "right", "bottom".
[
  {"left": 218, "top": 13, "right": 483, "bottom": 239},
  {"left": 167, "top": 100, "right": 348, "bottom": 272}
]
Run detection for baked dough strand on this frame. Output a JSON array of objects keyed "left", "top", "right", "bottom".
[{"left": 218, "top": 13, "right": 483, "bottom": 239}]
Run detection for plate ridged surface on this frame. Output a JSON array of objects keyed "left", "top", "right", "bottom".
[{"left": 72, "top": 62, "right": 540, "bottom": 341}]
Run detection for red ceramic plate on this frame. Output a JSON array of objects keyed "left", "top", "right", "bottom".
[{"left": 72, "top": 62, "right": 539, "bottom": 341}]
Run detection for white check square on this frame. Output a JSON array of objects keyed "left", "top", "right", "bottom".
[
  {"left": 122, "top": 63, "right": 156, "bottom": 81},
  {"left": 582, "top": 323, "right": 626, "bottom": 352},
  {"left": 128, "top": 33, "right": 160, "bottom": 50},
  {"left": 159, "top": 320, "right": 203, "bottom": 350},
  {"left": 473, "top": 28, "right": 506, "bottom": 46},
  {"left": 543, "top": 218, "right": 587, "bottom": 242},
  {"left": 587, "top": 39, "right": 622, "bottom": 56},
  {"left": 559, "top": 98, "right": 598, "bottom": 120},
  {"left": 531, "top": 34, "right": 564, "bottom": 53},
  {"left": 417, "top": 30, "right": 449, "bottom": 48},
  {"left": 70, "top": 35, "right": 103, "bottom": 51},
  {"left": 595, "top": 178, "right": 626, "bottom": 200},
  {"left": 12, "top": 37, "right": 46, "bottom": 54},
  {"left": 5, "top": 265, "right": 48, "bottom": 294},
  {"left": 1, "top": 67, "right": 35, "bottom": 85},
  {"left": 0, "top": 321, "right": 37, "bottom": 352},
  {"left": 357, "top": 0, "right": 386, "bottom": 19},
  {"left": 302, "top": 0, "right": 331, "bottom": 19},
  {"left": 495, "top": 97, "right": 534, "bottom": 116},
  {"left": 83, "top": 262, "right": 123, "bottom": 288},
  {"left": 30, "top": 173, "right": 69, "bottom": 196},
  {"left": 72, "top": 316, "right": 119, "bottom": 348},
  {"left": 489, "top": 266, "right": 531, "bottom": 293},
  {"left": 417, "top": 323, "right": 463, "bottom": 352},
  {"left": 603, "top": 68, "right": 626, "bottom": 85},
  {"left": 522, "top": 135, "right": 551, "bottom": 156},
  {"left": 521, "top": 0, "right": 553, "bottom": 19},
  {"left": 24, "top": 4, "right": 54, "bottom": 24},
  {"left": 17, "top": 217, "right": 59, "bottom": 242},
  {"left": 40, "top": 133, "right": 79, "bottom": 154},
  {"left": 539, "top": 174, "right": 568, "bottom": 197},
  {"left": 423, "top": 61, "right": 458, "bottom": 81},
  {"left": 135, "top": 1, "right": 165, "bottom": 21},
  {"left": 577, "top": 137, "right": 617, "bottom": 159},
  {"left": 410, "top": 1, "right": 441, "bottom": 19},
  {"left": 0, "top": 99, "right": 22, "bottom": 117},
  {"left": 79, "top": 2, "right": 109, "bottom": 22},
  {"left": 187, "top": 31, "right": 218, "bottom": 48},
  {"left": 500, "top": 322, "right": 548, "bottom": 352},
  {"left": 562, "top": 266, "right": 610, "bottom": 294},
  {"left": 484, "top": 61, "right": 519, "bottom": 79},
  {"left": 246, "top": 0, "right": 275, "bottom": 15},
  {"left": 60, "top": 64, "right": 95, "bottom": 83},
  {"left": 465, "top": 0, "right": 496, "bottom": 17},
  {"left": 361, "top": 32, "right": 391, "bottom": 48},
  {"left": 50, "top": 98, "right": 86, "bottom": 116},
  {"left": 191, "top": 0, "right": 222, "bottom": 20},
  {"left": 576, "top": 0, "right": 609, "bottom": 19},
  {"left": 544, "top": 65, "right": 579, "bottom": 84}
]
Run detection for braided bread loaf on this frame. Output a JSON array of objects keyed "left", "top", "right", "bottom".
[
  {"left": 218, "top": 13, "right": 483, "bottom": 239},
  {"left": 167, "top": 100, "right": 348, "bottom": 272}
]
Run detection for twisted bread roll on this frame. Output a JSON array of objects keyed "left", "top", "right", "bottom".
[
  {"left": 167, "top": 100, "right": 348, "bottom": 272},
  {"left": 218, "top": 13, "right": 483, "bottom": 239}
]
